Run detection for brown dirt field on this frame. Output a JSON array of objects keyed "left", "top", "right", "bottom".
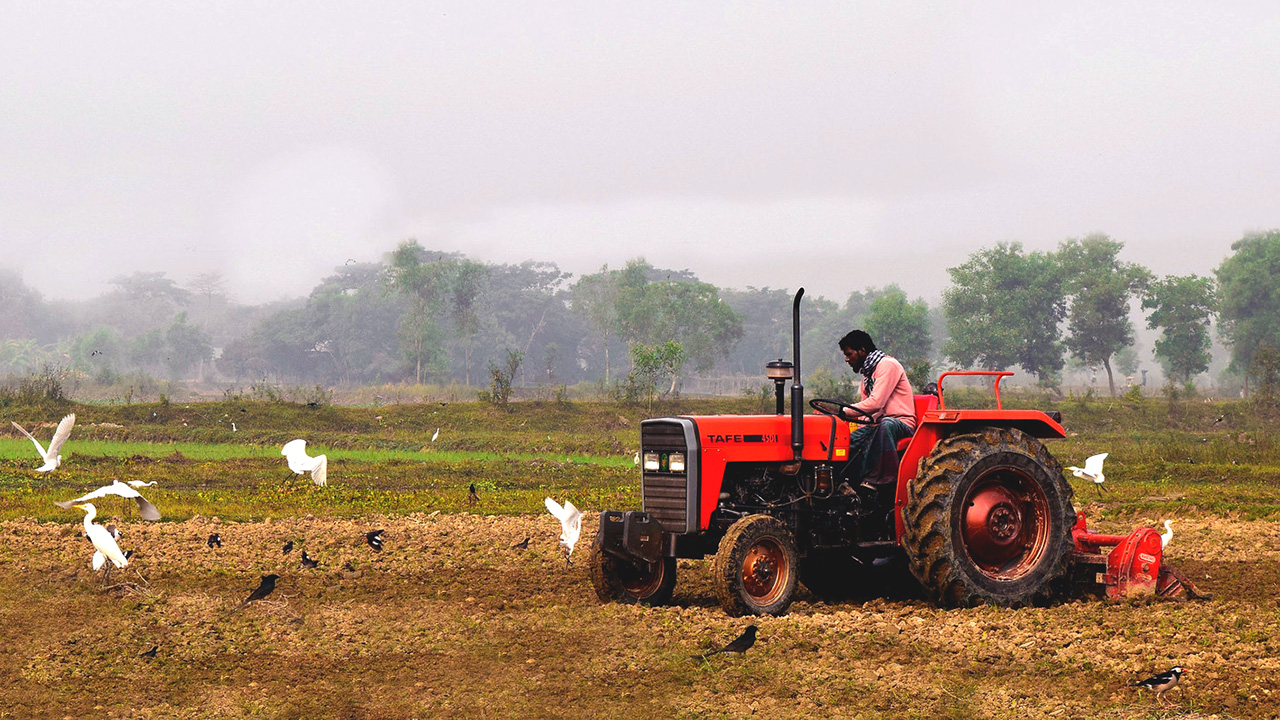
[{"left": 2, "top": 513, "right": 1278, "bottom": 719}]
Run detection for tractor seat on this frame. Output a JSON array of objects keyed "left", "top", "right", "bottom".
[{"left": 895, "top": 394, "right": 938, "bottom": 452}]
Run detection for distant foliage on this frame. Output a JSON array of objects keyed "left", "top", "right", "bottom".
[
  {"left": 480, "top": 349, "right": 523, "bottom": 410},
  {"left": 1216, "top": 230, "right": 1280, "bottom": 388},
  {"left": 624, "top": 341, "right": 686, "bottom": 408},
  {"left": 943, "top": 242, "right": 1066, "bottom": 383},
  {"left": 1142, "top": 274, "right": 1216, "bottom": 385}
]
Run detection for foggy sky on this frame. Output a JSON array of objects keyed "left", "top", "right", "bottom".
[{"left": 3, "top": 2, "right": 1278, "bottom": 305}]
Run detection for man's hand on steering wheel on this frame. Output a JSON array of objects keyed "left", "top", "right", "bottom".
[{"left": 809, "top": 398, "right": 878, "bottom": 424}]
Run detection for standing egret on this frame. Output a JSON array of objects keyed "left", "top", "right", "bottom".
[
  {"left": 1161, "top": 520, "right": 1174, "bottom": 549},
  {"left": 73, "top": 503, "right": 128, "bottom": 574},
  {"left": 56, "top": 479, "right": 161, "bottom": 521},
  {"left": 544, "top": 497, "right": 582, "bottom": 564},
  {"left": 11, "top": 413, "right": 76, "bottom": 472},
  {"left": 281, "top": 439, "right": 327, "bottom": 486},
  {"left": 1067, "top": 452, "right": 1109, "bottom": 497}
]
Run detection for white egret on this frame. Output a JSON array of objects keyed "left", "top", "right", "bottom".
[
  {"left": 281, "top": 439, "right": 327, "bottom": 486},
  {"left": 1067, "top": 452, "right": 1108, "bottom": 497},
  {"left": 544, "top": 497, "right": 582, "bottom": 562},
  {"left": 1161, "top": 519, "right": 1173, "bottom": 549},
  {"left": 11, "top": 413, "right": 76, "bottom": 472},
  {"left": 73, "top": 503, "right": 128, "bottom": 572},
  {"left": 56, "top": 479, "right": 161, "bottom": 521},
  {"left": 431, "top": 427, "right": 440, "bottom": 442}
]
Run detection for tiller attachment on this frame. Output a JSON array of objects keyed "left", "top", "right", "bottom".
[{"left": 1069, "top": 513, "right": 1210, "bottom": 600}]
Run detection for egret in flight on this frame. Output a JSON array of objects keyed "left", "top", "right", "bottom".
[
  {"left": 11, "top": 413, "right": 76, "bottom": 472},
  {"left": 281, "top": 439, "right": 327, "bottom": 486}
]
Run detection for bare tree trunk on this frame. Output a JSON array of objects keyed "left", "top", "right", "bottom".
[{"left": 1104, "top": 358, "right": 1116, "bottom": 397}]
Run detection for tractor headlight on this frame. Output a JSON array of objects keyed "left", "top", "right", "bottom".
[
  {"left": 668, "top": 453, "right": 686, "bottom": 473},
  {"left": 642, "top": 452, "right": 660, "bottom": 471}
]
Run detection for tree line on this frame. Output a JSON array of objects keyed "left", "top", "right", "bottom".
[{"left": 2, "top": 230, "right": 1279, "bottom": 400}]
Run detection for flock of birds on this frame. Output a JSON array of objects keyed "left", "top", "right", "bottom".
[
  {"left": 8, "top": 414, "right": 1187, "bottom": 704},
  {"left": 11, "top": 412, "right": 586, "bottom": 587}
]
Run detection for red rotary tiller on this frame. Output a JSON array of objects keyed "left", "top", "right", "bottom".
[{"left": 1069, "top": 513, "right": 1209, "bottom": 600}]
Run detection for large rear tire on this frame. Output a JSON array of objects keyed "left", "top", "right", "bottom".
[
  {"left": 902, "top": 427, "right": 1076, "bottom": 608},
  {"left": 713, "top": 515, "right": 799, "bottom": 616},
  {"left": 587, "top": 531, "right": 676, "bottom": 606}
]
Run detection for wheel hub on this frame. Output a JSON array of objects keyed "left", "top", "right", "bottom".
[
  {"left": 742, "top": 543, "right": 783, "bottom": 599},
  {"left": 963, "top": 483, "right": 1027, "bottom": 569}
]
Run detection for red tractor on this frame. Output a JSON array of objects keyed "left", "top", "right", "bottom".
[{"left": 590, "top": 289, "right": 1203, "bottom": 615}]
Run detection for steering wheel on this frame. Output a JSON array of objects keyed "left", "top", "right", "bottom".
[{"left": 809, "top": 398, "right": 878, "bottom": 424}]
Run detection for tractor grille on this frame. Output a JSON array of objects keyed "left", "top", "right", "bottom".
[{"left": 640, "top": 419, "right": 698, "bottom": 534}]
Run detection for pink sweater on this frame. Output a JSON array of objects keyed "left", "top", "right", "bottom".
[{"left": 851, "top": 356, "right": 917, "bottom": 431}]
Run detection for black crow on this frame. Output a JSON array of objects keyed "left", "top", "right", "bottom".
[
  {"left": 236, "top": 574, "right": 281, "bottom": 610},
  {"left": 696, "top": 626, "right": 758, "bottom": 659},
  {"left": 207, "top": 533, "right": 222, "bottom": 548}
]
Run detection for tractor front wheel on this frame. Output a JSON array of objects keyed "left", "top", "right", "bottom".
[
  {"left": 588, "top": 531, "right": 676, "bottom": 606},
  {"left": 713, "top": 515, "right": 799, "bottom": 616},
  {"left": 902, "top": 427, "right": 1076, "bottom": 608}
]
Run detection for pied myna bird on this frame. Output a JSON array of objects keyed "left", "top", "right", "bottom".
[
  {"left": 366, "top": 529, "right": 384, "bottom": 552},
  {"left": 1133, "top": 667, "right": 1185, "bottom": 705}
]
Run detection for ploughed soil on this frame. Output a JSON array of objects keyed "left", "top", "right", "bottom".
[{"left": 2, "top": 512, "right": 1278, "bottom": 720}]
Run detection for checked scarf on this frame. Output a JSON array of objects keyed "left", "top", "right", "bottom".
[{"left": 860, "top": 349, "right": 885, "bottom": 397}]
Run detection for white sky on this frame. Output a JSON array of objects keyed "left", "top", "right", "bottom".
[{"left": 3, "top": 1, "right": 1278, "bottom": 304}]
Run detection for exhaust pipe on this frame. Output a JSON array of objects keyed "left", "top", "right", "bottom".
[{"left": 790, "top": 288, "right": 804, "bottom": 460}]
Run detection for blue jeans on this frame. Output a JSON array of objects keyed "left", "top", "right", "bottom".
[{"left": 849, "top": 417, "right": 915, "bottom": 485}]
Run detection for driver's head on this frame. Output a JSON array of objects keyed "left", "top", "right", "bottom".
[{"left": 839, "top": 330, "right": 876, "bottom": 371}]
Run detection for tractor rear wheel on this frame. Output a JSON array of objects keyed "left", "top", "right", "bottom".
[
  {"left": 713, "top": 515, "right": 799, "bottom": 616},
  {"left": 902, "top": 427, "right": 1076, "bottom": 608},
  {"left": 588, "top": 531, "right": 676, "bottom": 606}
]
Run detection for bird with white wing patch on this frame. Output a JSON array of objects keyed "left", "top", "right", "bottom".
[
  {"left": 11, "top": 413, "right": 76, "bottom": 472},
  {"left": 1067, "top": 452, "right": 1108, "bottom": 497},
  {"left": 544, "top": 497, "right": 582, "bottom": 566},
  {"left": 282, "top": 439, "right": 328, "bottom": 486},
  {"left": 56, "top": 479, "right": 161, "bottom": 521}
]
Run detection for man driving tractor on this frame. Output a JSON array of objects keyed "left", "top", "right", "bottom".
[{"left": 837, "top": 330, "right": 916, "bottom": 486}]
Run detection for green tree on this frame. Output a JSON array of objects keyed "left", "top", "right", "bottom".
[
  {"left": 612, "top": 259, "right": 743, "bottom": 378},
  {"left": 1058, "top": 235, "right": 1151, "bottom": 396},
  {"left": 570, "top": 266, "right": 622, "bottom": 383},
  {"left": 943, "top": 243, "right": 1066, "bottom": 384},
  {"left": 720, "top": 286, "right": 793, "bottom": 376},
  {"left": 626, "top": 340, "right": 686, "bottom": 407},
  {"left": 1215, "top": 230, "right": 1280, "bottom": 393},
  {"left": 69, "top": 326, "right": 125, "bottom": 377},
  {"left": 386, "top": 241, "right": 461, "bottom": 384},
  {"left": 1141, "top": 275, "right": 1216, "bottom": 385},
  {"left": 0, "top": 269, "right": 58, "bottom": 343},
  {"left": 864, "top": 290, "right": 933, "bottom": 387},
  {"left": 164, "top": 313, "right": 214, "bottom": 379},
  {"left": 449, "top": 260, "right": 489, "bottom": 385}
]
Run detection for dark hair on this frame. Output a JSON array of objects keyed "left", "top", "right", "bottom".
[{"left": 838, "top": 330, "right": 876, "bottom": 353}]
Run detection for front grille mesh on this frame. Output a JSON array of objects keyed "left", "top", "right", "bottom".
[{"left": 641, "top": 421, "right": 690, "bottom": 532}]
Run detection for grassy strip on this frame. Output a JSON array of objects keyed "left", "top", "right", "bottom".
[{"left": 0, "top": 438, "right": 634, "bottom": 467}]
